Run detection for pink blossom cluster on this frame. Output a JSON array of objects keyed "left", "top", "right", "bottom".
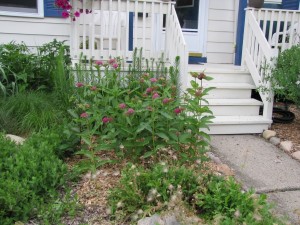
[{"left": 55, "top": 0, "right": 89, "bottom": 21}]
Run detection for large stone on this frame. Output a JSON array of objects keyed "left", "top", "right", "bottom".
[
  {"left": 269, "top": 137, "right": 281, "bottom": 146},
  {"left": 137, "top": 214, "right": 180, "bottom": 225},
  {"left": 280, "top": 141, "right": 293, "bottom": 153},
  {"left": 262, "top": 130, "right": 276, "bottom": 140},
  {"left": 137, "top": 214, "right": 164, "bottom": 225},
  {"left": 292, "top": 151, "right": 300, "bottom": 161},
  {"left": 5, "top": 134, "right": 25, "bottom": 145}
]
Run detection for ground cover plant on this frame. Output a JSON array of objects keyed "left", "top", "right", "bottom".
[{"left": 0, "top": 130, "right": 78, "bottom": 225}]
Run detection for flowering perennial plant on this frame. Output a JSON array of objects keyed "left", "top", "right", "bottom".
[{"left": 55, "top": 0, "right": 92, "bottom": 21}]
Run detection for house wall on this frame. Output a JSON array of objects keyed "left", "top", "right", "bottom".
[
  {"left": 0, "top": 16, "right": 70, "bottom": 48},
  {"left": 206, "top": 0, "right": 236, "bottom": 64}
]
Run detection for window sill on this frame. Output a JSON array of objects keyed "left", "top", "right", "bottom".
[{"left": 0, "top": 11, "right": 44, "bottom": 18}]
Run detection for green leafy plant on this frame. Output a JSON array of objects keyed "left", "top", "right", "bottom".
[
  {"left": 262, "top": 45, "right": 300, "bottom": 106},
  {"left": 67, "top": 52, "right": 213, "bottom": 172},
  {"left": 195, "top": 175, "right": 285, "bottom": 224},
  {"left": 108, "top": 163, "right": 200, "bottom": 223},
  {"left": 0, "top": 40, "right": 71, "bottom": 97}
]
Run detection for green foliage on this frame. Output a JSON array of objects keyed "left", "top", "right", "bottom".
[
  {"left": 264, "top": 45, "right": 300, "bottom": 106},
  {"left": 0, "top": 130, "right": 70, "bottom": 224},
  {"left": 0, "top": 92, "right": 66, "bottom": 135},
  {"left": 108, "top": 163, "right": 200, "bottom": 222},
  {"left": 0, "top": 40, "right": 71, "bottom": 97},
  {"left": 68, "top": 54, "right": 213, "bottom": 172},
  {"left": 195, "top": 176, "right": 285, "bottom": 224}
]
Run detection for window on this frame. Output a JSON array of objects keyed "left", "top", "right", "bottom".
[{"left": 0, "top": 0, "right": 43, "bottom": 17}]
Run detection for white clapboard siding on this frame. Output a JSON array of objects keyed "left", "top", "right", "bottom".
[
  {"left": 206, "top": 0, "right": 236, "bottom": 64},
  {"left": 0, "top": 16, "right": 70, "bottom": 47}
]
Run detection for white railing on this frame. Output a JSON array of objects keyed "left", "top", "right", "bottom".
[
  {"left": 242, "top": 8, "right": 300, "bottom": 121},
  {"left": 70, "top": 0, "right": 187, "bottom": 83}
]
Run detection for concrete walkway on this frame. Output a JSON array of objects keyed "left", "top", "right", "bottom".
[{"left": 210, "top": 135, "right": 300, "bottom": 224}]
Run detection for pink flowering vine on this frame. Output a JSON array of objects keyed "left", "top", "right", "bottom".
[{"left": 55, "top": 0, "right": 91, "bottom": 21}]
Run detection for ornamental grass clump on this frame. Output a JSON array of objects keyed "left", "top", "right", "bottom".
[{"left": 67, "top": 53, "right": 214, "bottom": 172}]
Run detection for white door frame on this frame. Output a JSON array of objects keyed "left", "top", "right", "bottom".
[{"left": 181, "top": 0, "right": 208, "bottom": 56}]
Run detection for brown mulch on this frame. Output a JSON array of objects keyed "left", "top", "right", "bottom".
[{"left": 271, "top": 104, "right": 300, "bottom": 152}]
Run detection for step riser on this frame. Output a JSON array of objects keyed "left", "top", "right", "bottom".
[
  {"left": 204, "top": 124, "right": 269, "bottom": 134},
  {"left": 202, "top": 74, "right": 254, "bottom": 84},
  {"left": 209, "top": 105, "right": 260, "bottom": 116},
  {"left": 205, "top": 89, "right": 252, "bottom": 99}
]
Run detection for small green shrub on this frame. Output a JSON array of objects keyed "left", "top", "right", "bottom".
[
  {"left": 263, "top": 45, "right": 300, "bottom": 106},
  {"left": 195, "top": 175, "right": 285, "bottom": 224},
  {"left": 0, "top": 130, "right": 70, "bottom": 224},
  {"left": 0, "top": 40, "right": 71, "bottom": 97},
  {"left": 108, "top": 163, "right": 200, "bottom": 222}
]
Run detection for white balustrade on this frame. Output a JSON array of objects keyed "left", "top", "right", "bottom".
[{"left": 242, "top": 8, "right": 300, "bottom": 121}]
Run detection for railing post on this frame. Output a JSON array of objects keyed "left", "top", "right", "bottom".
[{"left": 241, "top": 9, "right": 249, "bottom": 70}]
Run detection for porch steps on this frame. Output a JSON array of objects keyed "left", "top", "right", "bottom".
[{"left": 187, "top": 65, "right": 271, "bottom": 134}]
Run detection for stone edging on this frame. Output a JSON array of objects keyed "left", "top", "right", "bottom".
[{"left": 262, "top": 130, "right": 300, "bottom": 161}]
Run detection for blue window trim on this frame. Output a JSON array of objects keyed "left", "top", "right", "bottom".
[{"left": 44, "top": 0, "right": 62, "bottom": 17}]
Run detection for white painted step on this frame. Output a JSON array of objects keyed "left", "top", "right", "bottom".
[
  {"left": 205, "top": 116, "right": 272, "bottom": 134},
  {"left": 202, "top": 83, "right": 255, "bottom": 99},
  {"left": 202, "top": 99, "right": 263, "bottom": 116},
  {"left": 188, "top": 69, "right": 254, "bottom": 84}
]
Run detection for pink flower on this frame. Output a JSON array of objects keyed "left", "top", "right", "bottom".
[
  {"left": 152, "top": 93, "right": 160, "bottom": 99},
  {"left": 126, "top": 108, "right": 135, "bottom": 115},
  {"left": 80, "top": 112, "right": 88, "bottom": 118},
  {"left": 102, "top": 117, "right": 113, "bottom": 124},
  {"left": 62, "top": 11, "right": 70, "bottom": 18},
  {"left": 95, "top": 60, "right": 103, "bottom": 66},
  {"left": 109, "top": 58, "right": 116, "bottom": 65},
  {"left": 174, "top": 107, "right": 184, "bottom": 115},
  {"left": 90, "top": 86, "right": 97, "bottom": 91},
  {"left": 163, "top": 98, "right": 171, "bottom": 104},
  {"left": 112, "top": 63, "right": 118, "bottom": 69},
  {"left": 150, "top": 78, "right": 158, "bottom": 83},
  {"left": 146, "top": 87, "right": 152, "bottom": 93},
  {"left": 76, "top": 82, "right": 84, "bottom": 87},
  {"left": 119, "top": 103, "right": 126, "bottom": 109},
  {"left": 79, "top": 8, "right": 83, "bottom": 13},
  {"left": 74, "top": 11, "right": 80, "bottom": 17}
]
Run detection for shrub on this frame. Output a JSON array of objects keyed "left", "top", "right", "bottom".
[
  {"left": 108, "top": 163, "right": 200, "bottom": 222},
  {"left": 263, "top": 45, "right": 300, "bottom": 106},
  {"left": 0, "top": 40, "right": 71, "bottom": 97},
  {"left": 0, "top": 130, "right": 69, "bottom": 224},
  {"left": 195, "top": 175, "right": 285, "bottom": 224}
]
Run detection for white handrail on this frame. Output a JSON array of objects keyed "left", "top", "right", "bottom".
[{"left": 242, "top": 8, "right": 300, "bottom": 121}]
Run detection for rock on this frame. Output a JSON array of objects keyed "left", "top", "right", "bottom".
[
  {"left": 262, "top": 130, "right": 276, "bottom": 140},
  {"left": 280, "top": 141, "right": 294, "bottom": 153},
  {"left": 269, "top": 137, "right": 281, "bottom": 146},
  {"left": 137, "top": 214, "right": 164, "bottom": 225},
  {"left": 292, "top": 151, "right": 300, "bottom": 161},
  {"left": 5, "top": 134, "right": 25, "bottom": 145},
  {"left": 207, "top": 152, "right": 222, "bottom": 164},
  {"left": 137, "top": 214, "right": 181, "bottom": 225}
]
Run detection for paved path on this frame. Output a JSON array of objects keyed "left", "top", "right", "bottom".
[{"left": 210, "top": 135, "right": 300, "bottom": 224}]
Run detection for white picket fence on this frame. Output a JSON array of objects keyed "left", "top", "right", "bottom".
[
  {"left": 69, "top": 0, "right": 188, "bottom": 87},
  {"left": 242, "top": 8, "right": 300, "bottom": 120}
]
